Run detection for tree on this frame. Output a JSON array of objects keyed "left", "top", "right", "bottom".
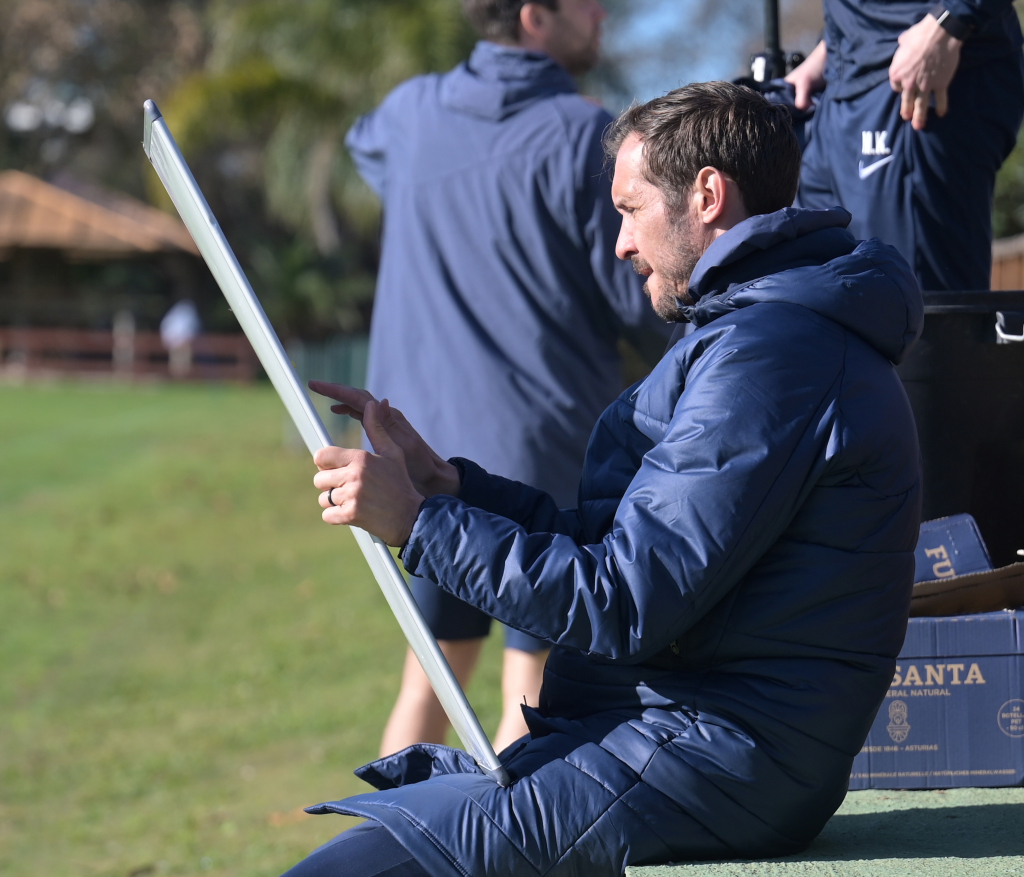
[
  {"left": 0, "top": 1, "right": 225, "bottom": 332},
  {"left": 0, "top": 0, "right": 207, "bottom": 200},
  {"left": 170, "top": 0, "right": 475, "bottom": 251},
  {"left": 158, "top": 0, "right": 477, "bottom": 336}
]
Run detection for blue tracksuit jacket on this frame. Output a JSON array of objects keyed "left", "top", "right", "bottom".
[
  {"left": 308, "top": 207, "right": 924, "bottom": 875},
  {"left": 346, "top": 41, "right": 666, "bottom": 507}
]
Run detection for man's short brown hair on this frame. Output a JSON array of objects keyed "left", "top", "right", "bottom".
[
  {"left": 462, "top": 0, "right": 559, "bottom": 43},
  {"left": 604, "top": 82, "right": 802, "bottom": 218}
]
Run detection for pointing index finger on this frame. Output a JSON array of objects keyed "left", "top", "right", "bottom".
[{"left": 308, "top": 381, "right": 376, "bottom": 409}]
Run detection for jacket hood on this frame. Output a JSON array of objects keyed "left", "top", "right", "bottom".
[
  {"left": 439, "top": 41, "right": 576, "bottom": 121},
  {"left": 680, "top": 207, "right": 923, "bottom": 364}
]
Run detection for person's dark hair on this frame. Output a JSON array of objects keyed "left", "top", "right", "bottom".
[
  {"left": 462, "top": 0, "right": 559, "bottom": 43},
  {"left": 604, "top": 82, "right": 802, "bottom": 218}
]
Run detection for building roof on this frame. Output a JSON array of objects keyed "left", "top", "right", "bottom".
[{"left": 0, "top": 169, "right": 199, "bottom": 260}]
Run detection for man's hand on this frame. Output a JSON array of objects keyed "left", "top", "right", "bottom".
[
  {"left": 889, "top": 14, "right": 963, "bottom": 131},
  {"left": 313, "top": 401, "right": 426, "bottom": 546},
  {"left": 785, "top": 39, "right": 827, "bottom": 111},
  {"left": 309, "top": 381, "right": 460, "bottom": 498}
]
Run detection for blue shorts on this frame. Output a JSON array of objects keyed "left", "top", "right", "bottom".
[
  {"left": 411, "top": 575, "right": 547, "bottom": 653},
  {"left": 798, "top": 56, "right": 1024, "bottom": 291}
]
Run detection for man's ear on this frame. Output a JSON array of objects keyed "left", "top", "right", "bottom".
[
  {"left": 693, "top": 167, "right": 748, "bottom": 231},
  {"left": 519, "top": 2, "right": 551, "bottom": 45},
  {"left": 693, "top": 167, "right": 726, "bottom": 225}
]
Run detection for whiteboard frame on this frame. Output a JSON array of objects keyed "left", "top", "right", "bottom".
[{"left": 143, "top": 99, "right": 509, "bottom": 787}]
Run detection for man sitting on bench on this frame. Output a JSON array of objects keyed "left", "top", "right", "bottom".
[{"left": 283, "top": 81, "right": 924, "bottom": 877}]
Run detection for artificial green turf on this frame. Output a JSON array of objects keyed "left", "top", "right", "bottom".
[
  {"left": 626, "top": 788, "right": 1024, "bottom": 876},
  {"left": 0, "top": 382, "right": 505, "bottom": 877}
]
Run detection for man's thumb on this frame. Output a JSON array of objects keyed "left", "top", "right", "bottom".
[{"left": 363, "top": 400, "right": 400, "bottom": 457}]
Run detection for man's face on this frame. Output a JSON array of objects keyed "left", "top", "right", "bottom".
[
  {"left": 540, "top": 0, "right": 606, "bottom": 76},
  {"left": 612, "top": 133, "right": 707, "bottom": 321}
]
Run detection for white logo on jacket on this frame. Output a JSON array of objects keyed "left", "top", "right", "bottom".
[
  {"left": 861, "top": 130, "right": 891, "bottom": 156},
  {"left": 859, "top": 130, "right": 894, "bottom": 180}
]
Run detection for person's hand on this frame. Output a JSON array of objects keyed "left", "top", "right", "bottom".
[
  {"left": 785, "top": 39, "right": 827, "bottom": 111},
  {"left": 309, "top": 381, "right": 461, "bottom": 498},
  {"left": 889, "top": 14, "right": 963, "bottom": 131},
  {"left": 313, "top": 401, "right": 425, "bottom": 546}
]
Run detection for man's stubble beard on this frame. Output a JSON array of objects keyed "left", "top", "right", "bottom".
[
  {"left": 551, "top": 16, "right": 601, "bottom": 76},
  {"left": 633, "top": 208, "right": 708, "bottom": 323},
  {"left": 571, "top": 35, "right": 601, "bottom": 76}
]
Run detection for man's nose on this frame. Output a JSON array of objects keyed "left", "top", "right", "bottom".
[{"left": 615, "top": 219, "right": 635, "bottom": 262}]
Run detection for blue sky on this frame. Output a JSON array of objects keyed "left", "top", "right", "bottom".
[{"left": 609, "top": 0, "right": 757, "bottom": 106}]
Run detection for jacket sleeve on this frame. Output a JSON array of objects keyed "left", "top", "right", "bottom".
[
  {"left": 450, "top": 457, "right": 585, "bottom": 540},
  {"left": 345, "top": 105, "right": 390, "bottom": 198},
  {"left": 401, "top": 332, "right": 839, "bottom": 663},
  {"left": 574, "top": 113, "right": 670, "bottom": 366},
  {"left": 939, "top": 0, "right": 1014, "bottom": 31}
]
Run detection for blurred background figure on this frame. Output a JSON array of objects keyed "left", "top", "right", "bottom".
[
  {"left": 787, "top": 0, "right": 1024, "bottom": 291},
  {"left": 112, "top": 307, "right": 135, "bottom": 374},
  {"left": 345, "top": 0, "right": 669, "bottom": 757},
  {"left": 160, "top": 298, "right": 200, "bottom": 378}
]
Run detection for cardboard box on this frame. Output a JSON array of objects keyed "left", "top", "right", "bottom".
[
  {"left": 848, "top": 515, "right": 1024, "bottom": 788},
  {"left": 909, "top": 514, "right": 1024, "bottom": 617},
  {"left": 849, "top": 609, "right": 1024, "bottom": 789},
  {"left": 914, "top": 513, "right": 992, "bottom": 582}
]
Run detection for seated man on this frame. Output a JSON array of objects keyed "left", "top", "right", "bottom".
[{"left": 285, "top": 82, "right": 923, "bottom": 877}]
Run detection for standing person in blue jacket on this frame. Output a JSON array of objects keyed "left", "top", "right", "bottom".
[
  {"left": 345, "top": 0, "right": 668, "bottom": 758},
  {"left": 285, "top": 82, "right": 923, "bottom": 877},
  {"left": 787, "top": 0, "right": 1024, "bottom": 291}
]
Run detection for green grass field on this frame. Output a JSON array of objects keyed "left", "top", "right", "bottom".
[{"left": 0, "top": 382, "right": 504, "bottom": 877}]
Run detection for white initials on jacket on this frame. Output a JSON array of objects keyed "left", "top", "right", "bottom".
[
  {"left": 861, "top": 130, "right": 891, "bottom": 156},
  {"left": 858, "top": 130, "right": 895, "bottom": 179}
]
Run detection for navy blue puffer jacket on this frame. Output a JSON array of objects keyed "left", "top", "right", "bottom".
[{"left": 308, "top": 207, "right": 923, "bottom": 875}]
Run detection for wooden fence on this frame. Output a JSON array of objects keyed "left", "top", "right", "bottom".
[
  {"left": 0, "top": 327, "right": 259, "bottom": 381},
  {"left": 992, "top": 234, "right": 1024, "bottom": 290}
]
